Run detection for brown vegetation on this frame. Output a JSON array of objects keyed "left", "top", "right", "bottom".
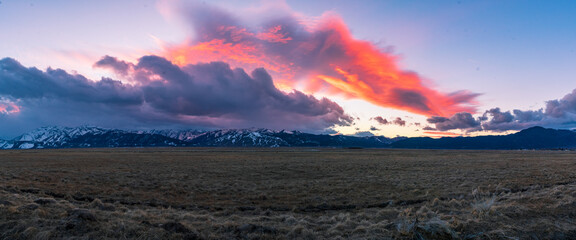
[{"left": 1, "top": 148, "right": 576, "bottom": 239}]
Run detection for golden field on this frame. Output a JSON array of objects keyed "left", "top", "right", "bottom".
[{"left": 1, "top": 148, "right": 576, "bottom": 239}]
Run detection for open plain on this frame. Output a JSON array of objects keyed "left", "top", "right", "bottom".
[{"left": 1, "top": 148, "right": 576, "bottom": 239}]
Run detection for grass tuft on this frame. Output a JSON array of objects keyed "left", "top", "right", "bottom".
[{"left": 471, "top": 187, "right": 496, "bottom": 217}]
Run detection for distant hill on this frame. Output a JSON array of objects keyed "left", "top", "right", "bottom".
[
  {"left": 391, "top": 126, "right": 576, "bottom": 150},
  {"left": 0, "top": 126, "right": 574, "bottom": 150}
]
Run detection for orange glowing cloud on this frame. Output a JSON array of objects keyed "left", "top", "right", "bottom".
[
  {"left": 162, "top": 3, "right": 478, "bottom": 117},
  {"left": 165, "top": 26, "right": 296, "bottom": 89}
]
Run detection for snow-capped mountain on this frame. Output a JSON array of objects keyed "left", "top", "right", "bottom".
[
  {"left": 12, "top": 126, "right": 108, "bottom": 148},
  {"left": 65, "top": 131, "right": 187, "bottom": 148},
  {"left": 187, "top": 128, "right": 290, "bottom": 147},
  {"left": 0, "top": 139, "right": 14, "bottom": 149},
  {"left": 139, "top": 129, "right": 206, "bottom": 141},
  {"left": 2, "top": 126, "right": 187, "bottom": 149},
  {"left": 0, "top": 126, "right": 401, "bottom": 149},
  {"left": 1, "top": 126, "right": 575, "bottom": 150}
]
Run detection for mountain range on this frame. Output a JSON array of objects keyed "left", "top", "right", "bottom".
[
  {"left": 0, "top": 126, "right": 575, "bottom": 150},
  {"left": 0, "top": 126, "right": 403, "bottom": 149}
]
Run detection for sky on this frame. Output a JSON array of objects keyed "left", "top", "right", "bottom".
[{"left": 0, "top": 0, "right": 575, "bottom": 139}]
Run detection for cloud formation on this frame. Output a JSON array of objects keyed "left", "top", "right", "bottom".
[
  {"left": 426, "top": 112, "right": 480, "bottom": 131},
  {"left": 392, "top": 117, "right": 406, "bottom": 127},
  {"left": 373, "top": 116, "right": 389, "bottom": 125},
  {"left": 0, "top": 57, "right": 352, "bottom": 138},
  {"left": 426, "top": 89, "right": 576, "bottom": 132},
  {"left": 373, "top": 116, "right": 407, "bottom": 127},
  {"left": 161, "top": 1, "right": 479, "bottom": 117},
  {"left": 0, "top": 98, "right": 19, "bottom": 115}
]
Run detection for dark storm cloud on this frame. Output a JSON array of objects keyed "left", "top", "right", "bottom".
[
  {"left": 426, "top": 89, "right": 576, "bottom": 132},
  {"left": 484, "top": 108, "right": 513, "bottom": 124},
  {"left": 480, "top": 108, "right": 547, "bottom": 132},
  {"left": 131, "top": 56, "right": 352, "bottom": 125},
  {"left": 0, "top": 58, "right": 141, "bottom": 104},
  {"left": 94, "top": 55, "right": 309, "bottom": 117},
  {"left": 512, "top": 109, "right": 544, "bottom": 122},
  {"left": 0, "top": 57, "right": 353, "bottom": 138},
  {"left": 426, "top": 112, "right": 480, "bottom": 131},
  {"left": 480, "top": 108, "right": 524, "bottom": 131},
  {"left": 544, "top": 89, "right": 576, "bottom": 118}
]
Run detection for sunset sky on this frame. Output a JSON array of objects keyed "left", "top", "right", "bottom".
[{"left": 1, "top": 0, "right": 575, "bottom": 139}]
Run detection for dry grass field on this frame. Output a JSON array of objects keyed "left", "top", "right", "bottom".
[{"left": 1, "top": 148, "right": 576, "bottom": 239}]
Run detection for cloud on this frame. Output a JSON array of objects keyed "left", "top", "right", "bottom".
[
  {"left": 0, "top": 98, "right": 19, "bottom": 115},
  {"left": 426, "top": 89, "right": 576, "bottom": 132},
  {"left": 0, "top": 57, "right": 353, "bottom": 138},
  {"left": 544, "top": 89, "right": 576, "bottom": 118},
  {"left": 161, "top": 0, "right": 479, "bottom": 117},
  {"left": 392, "top": 117, "right": 406, "bottom": 127},
  {"left": 373, "top": 116, "right": 407, "bottom": 126},
  {"left": 426, "top": 112, "right": 480, "bottom": 131},
  {"left": 93, "top": 55, "right": 132, "bottom": 76},
  {"left": 369, "top": 126, "right": 379, "bottom": 131},
  {"left": 0, "top": 58, "right": 141, "bottom": 105},
  {"left": 373, "top": 116, "right": 389, "bottom": 125},
  {"left": 480, "top": 108, "right": 530, "bottom": 131}
]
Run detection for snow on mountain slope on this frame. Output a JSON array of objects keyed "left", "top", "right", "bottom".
[
  {"left": 18, "top": 143, "right": 35, "bottom": 149},
  {"left": 12, "top": 126, "right": 108, "bottom": 148},
  {"left": 141, "top": 129, "right": 206, "bottom": 141},
  {"left": 0, "top": 140, "right": 14, "bottom": 149},
  {"left": 190, "top": 128, "right": 290, "bottom": 147}
]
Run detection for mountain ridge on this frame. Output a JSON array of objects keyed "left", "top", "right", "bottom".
[
  {"left": 0, "top": 126, "right": 574, "bottom": 150},
  {"left": 391, "top": 126, "right": 576, "bottom": 150},
  {"left": 0, "top": 126, "right": 405, "bottom": 149}
]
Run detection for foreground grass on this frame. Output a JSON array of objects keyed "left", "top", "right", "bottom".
[{"left": 1, "top": 148, "right": 576, "bottom": 239}]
